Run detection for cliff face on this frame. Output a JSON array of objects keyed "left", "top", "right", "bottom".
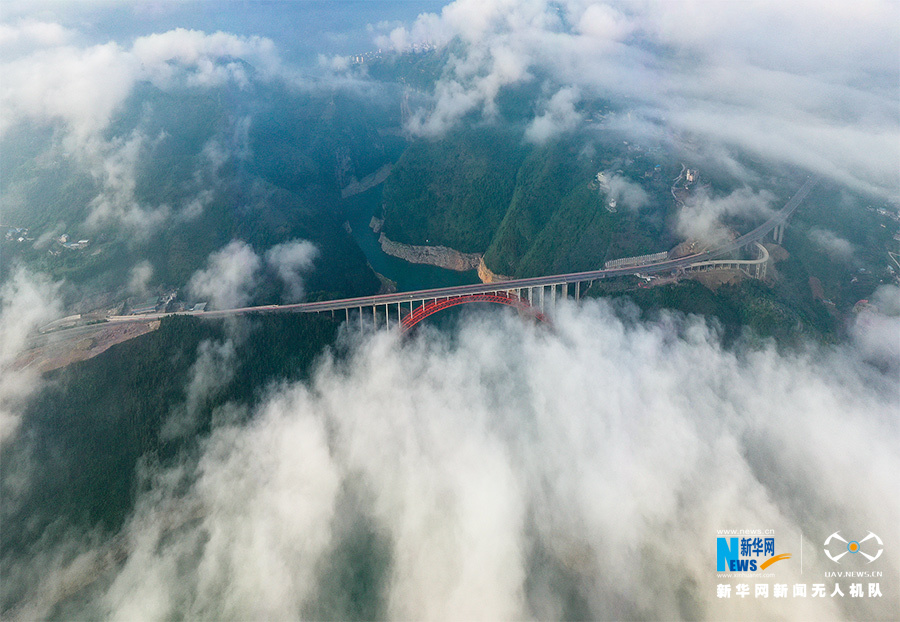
[
  {"left": 378, "top": 233, "right": 481, "bottom": 271},
  {"left": 477, "top": 257, "right": 512, "bottom": 283}
]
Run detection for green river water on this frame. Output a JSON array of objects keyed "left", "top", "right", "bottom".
[{"left": 343, "top": 185, "right": 480, "bottom": 292}]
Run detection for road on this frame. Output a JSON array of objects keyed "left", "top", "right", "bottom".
[{"left": 52, "top": 177, "right": 818, "bottom": 328}]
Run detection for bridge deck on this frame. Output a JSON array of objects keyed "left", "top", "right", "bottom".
[{"left": 102, "top": 178, "right": 816, "bottom": 324}]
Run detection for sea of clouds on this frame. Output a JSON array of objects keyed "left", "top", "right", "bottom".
[{"left": 3, "top": 294, "right": 898, "bottom": 620}]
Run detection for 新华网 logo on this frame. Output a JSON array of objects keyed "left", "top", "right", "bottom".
[
  {"left": 823, "top": 531, "right": 883, "bottom": 563},
  {"left": 717, "top": 537, "right": 791, "bottom": 572}
]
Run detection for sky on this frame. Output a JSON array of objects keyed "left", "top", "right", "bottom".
[
  {"left": 1, "top": 1, "right": 899, "bottom": 619},
  {"left": 0, "top": 1, "right": 447, "bottom": 62}
]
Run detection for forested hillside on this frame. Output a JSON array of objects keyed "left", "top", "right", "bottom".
[
  {"left": 382, "top": 131, "right": 676, "bottom": 278},
  {"left": 381, "top": 128, "right": 524, "bottom": 253}
]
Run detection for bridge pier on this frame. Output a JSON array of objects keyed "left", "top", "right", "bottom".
[
  {"left": 773, "top": 224, "right": 784, "bottom": 244},
  {"left": 575, "top": 281, "right": 580, "bottom": 302},
  {"left": 757, "top": 243, "right": 767, "bottom": 279}
]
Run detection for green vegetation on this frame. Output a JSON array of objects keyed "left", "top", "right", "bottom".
[
  {"left": 484, "top": 142, "right": 578, "bottom": 274},
  {"left": 244, "top": 82, "right": 407, "bottom": 192},
  {"left": 598, "top": 279, "right": 837, "bottom": 345},
  {"left": 4, "top": 53, "right": 894, "bottom": 335},
  {"left": 484, "top": 142, "right": 670, "bottom": 277},
  {"left": 0, "top": 124, "right": 98, "bottom": 233},
  {"left": 382, "top": 131, "right": 676, "bottom": 277},
  {"left": 382, "top": 127, "right": 525, "bottom": 253},
  {"left": 379, "top": 123, "right": 895, "bottom": 337},
  {"left": 783, "top": 183, "right": 897, "bottom": 313},
  {"left": 579, "top": 180, "right": 897, "bottom": 346}
]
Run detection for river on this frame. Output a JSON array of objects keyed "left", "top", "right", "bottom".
[{"left": 343, "top": 185, "right": 480, "bottom": 292}]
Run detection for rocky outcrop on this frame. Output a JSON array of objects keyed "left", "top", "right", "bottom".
[
  {"left": 477, "top": 257, "right": 513, "bottom": 283},
  {"left": 378, "top": 233, "right": 481, "bottom": 271},
  {"left": 373, "top": 269, "right": 398, "bottom": 294},
  {"left": 341, "top": 164, "right": 393, "bottom": 199}
]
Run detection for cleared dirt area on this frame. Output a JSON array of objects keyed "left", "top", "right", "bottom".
[
  {"left": 15, "top": 320, "right": 160, "bottom": 373},
  {"left": 689, "top": 269, "right": 747, "bottom": 290}
]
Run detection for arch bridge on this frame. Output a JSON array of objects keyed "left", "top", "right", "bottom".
[
  {"left": 331, "top": 284, "right": 567, "bottom": 333},
  {"left": 400, "top": 291, "right": 547, "bottom": 332},
  {"left": 97, "top": 179, "right": 816, "bottom": 333}
]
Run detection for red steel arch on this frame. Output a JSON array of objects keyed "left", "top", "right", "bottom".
[{"left": 400, "top": 291, "right": 548, "bottom": 332}]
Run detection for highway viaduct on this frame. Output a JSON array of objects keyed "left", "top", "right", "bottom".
[{"left": 94, "top": 178, "right": 816, "bottom": 333}]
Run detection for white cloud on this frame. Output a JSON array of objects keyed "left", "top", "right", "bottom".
[
  {"left": 83, "top": 129, "right": 172, "bottom": 233},
  {"left": 385, "top": 0, "right": 899, "bottom": 199},
  {"left": 603, "top": 171, "right": 650, "bottom": 211},
  {"left": 8, "top": 301, "right": 897, "bottom": 618},
  {"left": 162, "top": 339, "right": 237, "bottom": 441},
  {"left": 127, "top": 260, "right": 154, "bottom": 297},
  {"left": 0, "top": 27, "right": 284, "bottom": 233},
  {"left": 0, "top": 27, "right": 281, "bottom": 140},
  {"left": 0, "top": 267, "right": 62, "bottom": 443},
  {"left": 525, "top": 86, "right": 582, "bottom": 143},
  {"left": 808, "top": 227, "right": 854, "bottom": 262},
  {"left": 188, "top": 240, "right": 262, "bottom": 310},
  {"left": 0, "top": 19, "right": 75, "bottom": 52},
  {"left": 576, "top": 3, "right": 633, "bottom": 41},
  {"left": 179, "top": 189, "right": 214, "bottom": 221},
  {"left": 851, "top": 284, "right": 900, "bottom": 370},
  {"left": 0, "top": 41, "right": 138, "bottom": 141},
  {"left": 406, "top": 78, "right": 484, "bottom": 137},
  {"left": 131, "top": 28, "right": 280, "bottom": 89},
  {"left": 265, "top": 240, "right": 318, "bottom": 303},
  {"left": 317, "top": 53, "right": 351, "bottom": 72},
  {"left": 104, "top": 389, "right": 342, "bottom": 620},
  {"left": 1, "top": 6, "right": 898, "bottom": 615},
  {"left": 677, "top": 186, "right": 775, "bottom": 246}
]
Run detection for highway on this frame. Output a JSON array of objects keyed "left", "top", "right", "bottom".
[{"left": 64, "top": 177, "right": 818, "bottom": 327}]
